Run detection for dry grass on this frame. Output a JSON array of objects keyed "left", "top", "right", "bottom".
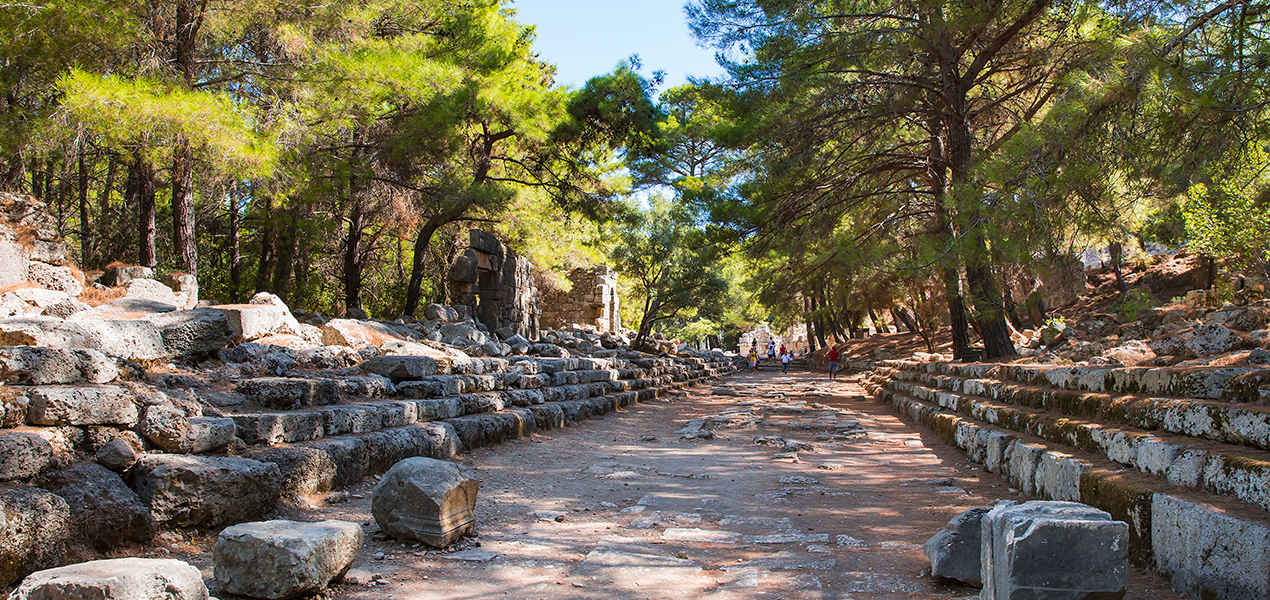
[
  {"left": 0, "top": 280, "right": 40, "bottom": 295},
  {"left": 79, "top": 285, "right": 126, "bottom": 307}
]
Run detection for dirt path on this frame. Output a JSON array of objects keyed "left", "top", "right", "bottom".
[{"left": 205, "top": 366, "right": 1184, "bottom": 600}]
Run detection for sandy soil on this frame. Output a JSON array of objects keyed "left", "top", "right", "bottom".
[{"left": 167, "top": 365, "right": 1184, "bottom": 600}]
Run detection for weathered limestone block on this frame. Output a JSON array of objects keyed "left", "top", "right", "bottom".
[
  {"left": 35, "top": 463, "right": 156, "bottom": 549},
  {"left": 100, "top": 264, "right": 154, "bottom": 287},
  {"left": 96, "top": 436, "right": 140, "bottom": 471},
  {"left": 162, "top": 272, "right": 200, "bottom": 310},
  {"left": 1153, "top": 493, "right": 1270, "bottom": 600},
  {"left": 0, "top": 487, "right": 70, "bottom": 587},
  {"left": 237, "top": 377, "right": 339, "bottom": 410},
  {"left": 1033, "top": 451, "right": 1087, "bottom": 502},
  {"left": 0, "top": 346, "right": 118, "bottom": 384},
  {"left": 10, "top": 558, "right": 208, "bottom": 600},
  {"left": 214, "top": 520, "right": 362, "bottom": 600},
  {"left": 0, "top": 431, "right": 53, "bottom": 481},
  {"left": 981, "top": 501, "right": 1128, "bottom": 600},
  {"left": 372, "top": 457, "right": 478, "bottom": 547},
  {"left": 63, "top": 316, "right": 168, "bottom": 361},
  {"left": 139, "top": 405, "right": 234, "bottom": 454},
  {"left": 213, "top": 296, "right": 300, "bottom": 342},
  {"left": 232, "top": 411, "right": 324, "bottom": 445},
  {"left": 360, "top": 355, "right": 438, "bottom": 381},
  {"left": 130, "top": 455, "right": 281, "bottom": 529},
  {"left": 27, "top": 261, "right": 81, "bottom": 296},
  {"left": 925, "top": 506, "right": 991, "bottom": 586},
  {"left": 321, "top": 318, "right": 402, "bottom": 348},
  {"left": 0, "top": 242, "right": 27, "bottom": 288},
  {"left": 25, "top": 384, "right": 139, "bottom": 427},
  {"left": 124, "top": 278, "right": 177, "bottom": 305},
  {"left": 144, "top": 307, "right": 233, "bottom": 356}
]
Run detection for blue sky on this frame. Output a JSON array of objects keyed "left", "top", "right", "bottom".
[{"left": 509, "top": 0, "right": 728, "bottom": 90}]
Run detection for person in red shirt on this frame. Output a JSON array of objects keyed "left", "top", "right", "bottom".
[{"left": 826, "top": 347, "right": 840, "bottom": 379}]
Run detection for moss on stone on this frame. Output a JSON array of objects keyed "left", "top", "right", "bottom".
[{"left": 1078, "top": 468, "right": 1154, "bottom": 567}]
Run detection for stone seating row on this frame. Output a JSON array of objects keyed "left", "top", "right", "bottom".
[{"left": 862, "top": 361, "right": 1270, "bottom": 600}]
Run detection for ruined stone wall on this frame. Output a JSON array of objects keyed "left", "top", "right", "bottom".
[
  {"left": 539, "top": 266, "right": 621, "bottom": 333},
  {"left": 448, "top": 230, "right": 540, "bottom": 340}
]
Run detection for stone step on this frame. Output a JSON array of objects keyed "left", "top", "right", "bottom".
[
  {"left": 880, "top": 359, "right": 1270, "bottom": 403},
  {"left": 228, "top": 363, "right": 729, "bottom": 445},
  {"left": 869, "top": 374, "right": 1270, "bottom": 513},
  {"left": 872, "top": 366, "right": 1270, "bottom": 453},
  {"left": 244, "top": 369, "right": 733, "bottom": 498},
  {"left": 861, "top": 373, "right": 1270, "bottom": 600}
]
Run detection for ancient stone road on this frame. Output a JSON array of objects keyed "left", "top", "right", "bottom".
[{"left": 230, "top": 366, "right": 1184, "bottom": 600}]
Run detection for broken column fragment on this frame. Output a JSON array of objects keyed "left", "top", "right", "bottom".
[
  {"left": 371, "top": 457, "right": 478, "bottom": 547},
  {"left": 980, "top": 501, "right": 1128, "bottom": 600}
]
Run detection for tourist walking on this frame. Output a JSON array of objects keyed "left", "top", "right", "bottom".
[
  {"left": 781, "top": 350, "right": 791, "bottom": 374},
  {"left": 767, "top": 340, "right": 776, "bottom": 362},
  {"left": 826, "top": 346, "right": 839, "bottom": 379},
  {"left": 748, "top": 346, "right": 759, "bottom": 372}
]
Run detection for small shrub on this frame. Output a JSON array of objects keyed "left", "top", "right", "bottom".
[{"left": 1112, "top": 289, "right": 1156, "bottom": 321}]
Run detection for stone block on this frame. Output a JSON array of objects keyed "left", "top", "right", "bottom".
[
  {"left": 924, "top": 506, "right": 990, "bottom": 586},
  {"left": 63, "top": 315, "right": 168, "bottom": 361},
  {"left": 213, "top": 302, "right": 298, "bottom": 341},
  {"left": 144, "top": 307, "right": 233, "bottom": 356},
  {"left": 0, "top": 346, "right": 117, "bottom": 384},
  {"left": 0, "top": 242, "right": 28, "bottom": 288},
  {"left": 25, "top": 384, "right": 139, "bottom": 427},
  {"left": 214, "top": 519, "right": 362, "bottom": 600},
  {"left": 27, "top": 262, "right": 81, "bottom": 296},
  {"left": 139, "top": 405, "right": 233, "bottom": 454},
  {"left": 232, "top": 411, "right": 324, "bottom": 445},
  {"left": 1004, "top": 440, "right": 1045, "bottom": 495},
  {"left": 0, "top": 487, "right": 70, "bottom": 587},
  {"left": 372, "top": 457, "right": 478, "bottom": 547},
  {"left": 96, "top": 437, "right": 140, "bottom": 471},
  {"left": 99, "top": 265, "right": 154, "bottom": 287},
  {"left": 130, "top": 454, "right": 281, "bottom": 529},
  {"left": 360, "top": 355, "right": 438, "bottom": 380},
  {"left": 10, "top": 558, "right": 208, "bottom": 600},
  {"left": 1152, "top": 493, "right": 1270, "bottom": 600},
  {"left": 0, "top": 431, "right": 53, "bottom": 481},
  {"left": 1033, "top": 451, "right": 1087, "bottom": 502},
  {"left": 34, "top": 463, "right": 156, "bottom": 549},
  {"left": 981, "top": 501, "right": 1128, "bottom": 600},
  {"left": 320, "top": 318, "right": 404, "bottom": 348},
  {"left": 237, "top": 377, "right": 339, "bottom": 409}
]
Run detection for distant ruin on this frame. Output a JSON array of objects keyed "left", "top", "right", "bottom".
[
  {"left": 540, "top": 266, "right": 621, "bottom": 334},
  {"left": 447, "top": 230, "right": 541, "bottom": 340}
]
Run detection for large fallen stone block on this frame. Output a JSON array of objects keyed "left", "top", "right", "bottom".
[
  {"left": 100, "top": 264, "right": 154, "bottom": 287},
  {"left": 25, "top": 384, "right": 139, "bottom": 427},
  {"left": 0, "top": 431, "right": 53, "bottom": 480},
  {"left": 10, "top": 557, "right": 208, "bottom": 600},
  {"left": 35, "top": 463, "right": 156, "bottom": 549},
  {"left": 360, "top": 355, "right": 438, "bottom": 381},
  {"left": 924, "top": 506, "right": 990, "bottom": 586},
  {"left": 0, "top": 346, "right": 118, "bottom": 384},
  {"left": 372, "top": 457, "right": 478, "bottom": 547},
  {"left": 214, "top": 519, "right": 363, "bottom": 600},
  {"left": 321, "top": 318, "right": 400, "bottom": 348},
  {"left": 130, "top": 455, "right": 281, "bottom": 529},
  {"left": 237, "top": 377, "right": 339, "bottom": 409},
  {"left": 0, "top": 487, "right": 70, "bottom": 587},
  {"left": 981, "top": 501, "right": 1128, "bottom": 600}
]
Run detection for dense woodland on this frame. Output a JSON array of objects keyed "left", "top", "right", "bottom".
[{"left": 2, "top": 1, "right": 1268, "bottom": 355}]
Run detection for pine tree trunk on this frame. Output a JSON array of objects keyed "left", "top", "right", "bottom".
[
  {"left": 255, "top": 195, "right": 275, "bottom": 294},
  {"left": 228, "top": 186, "right": 241, "bottom": 303},
  {"left": 77, "top": 151, "right": 89, "bottom": 267},
  {"left": 344, "top": 195, "right": 364, "bottom": 313},
  {"left": 171, "top": 139, "right": 197, "bottom": 274},
  {"left": 128, "top": 153, "right": 157, "bottom": 269}
]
